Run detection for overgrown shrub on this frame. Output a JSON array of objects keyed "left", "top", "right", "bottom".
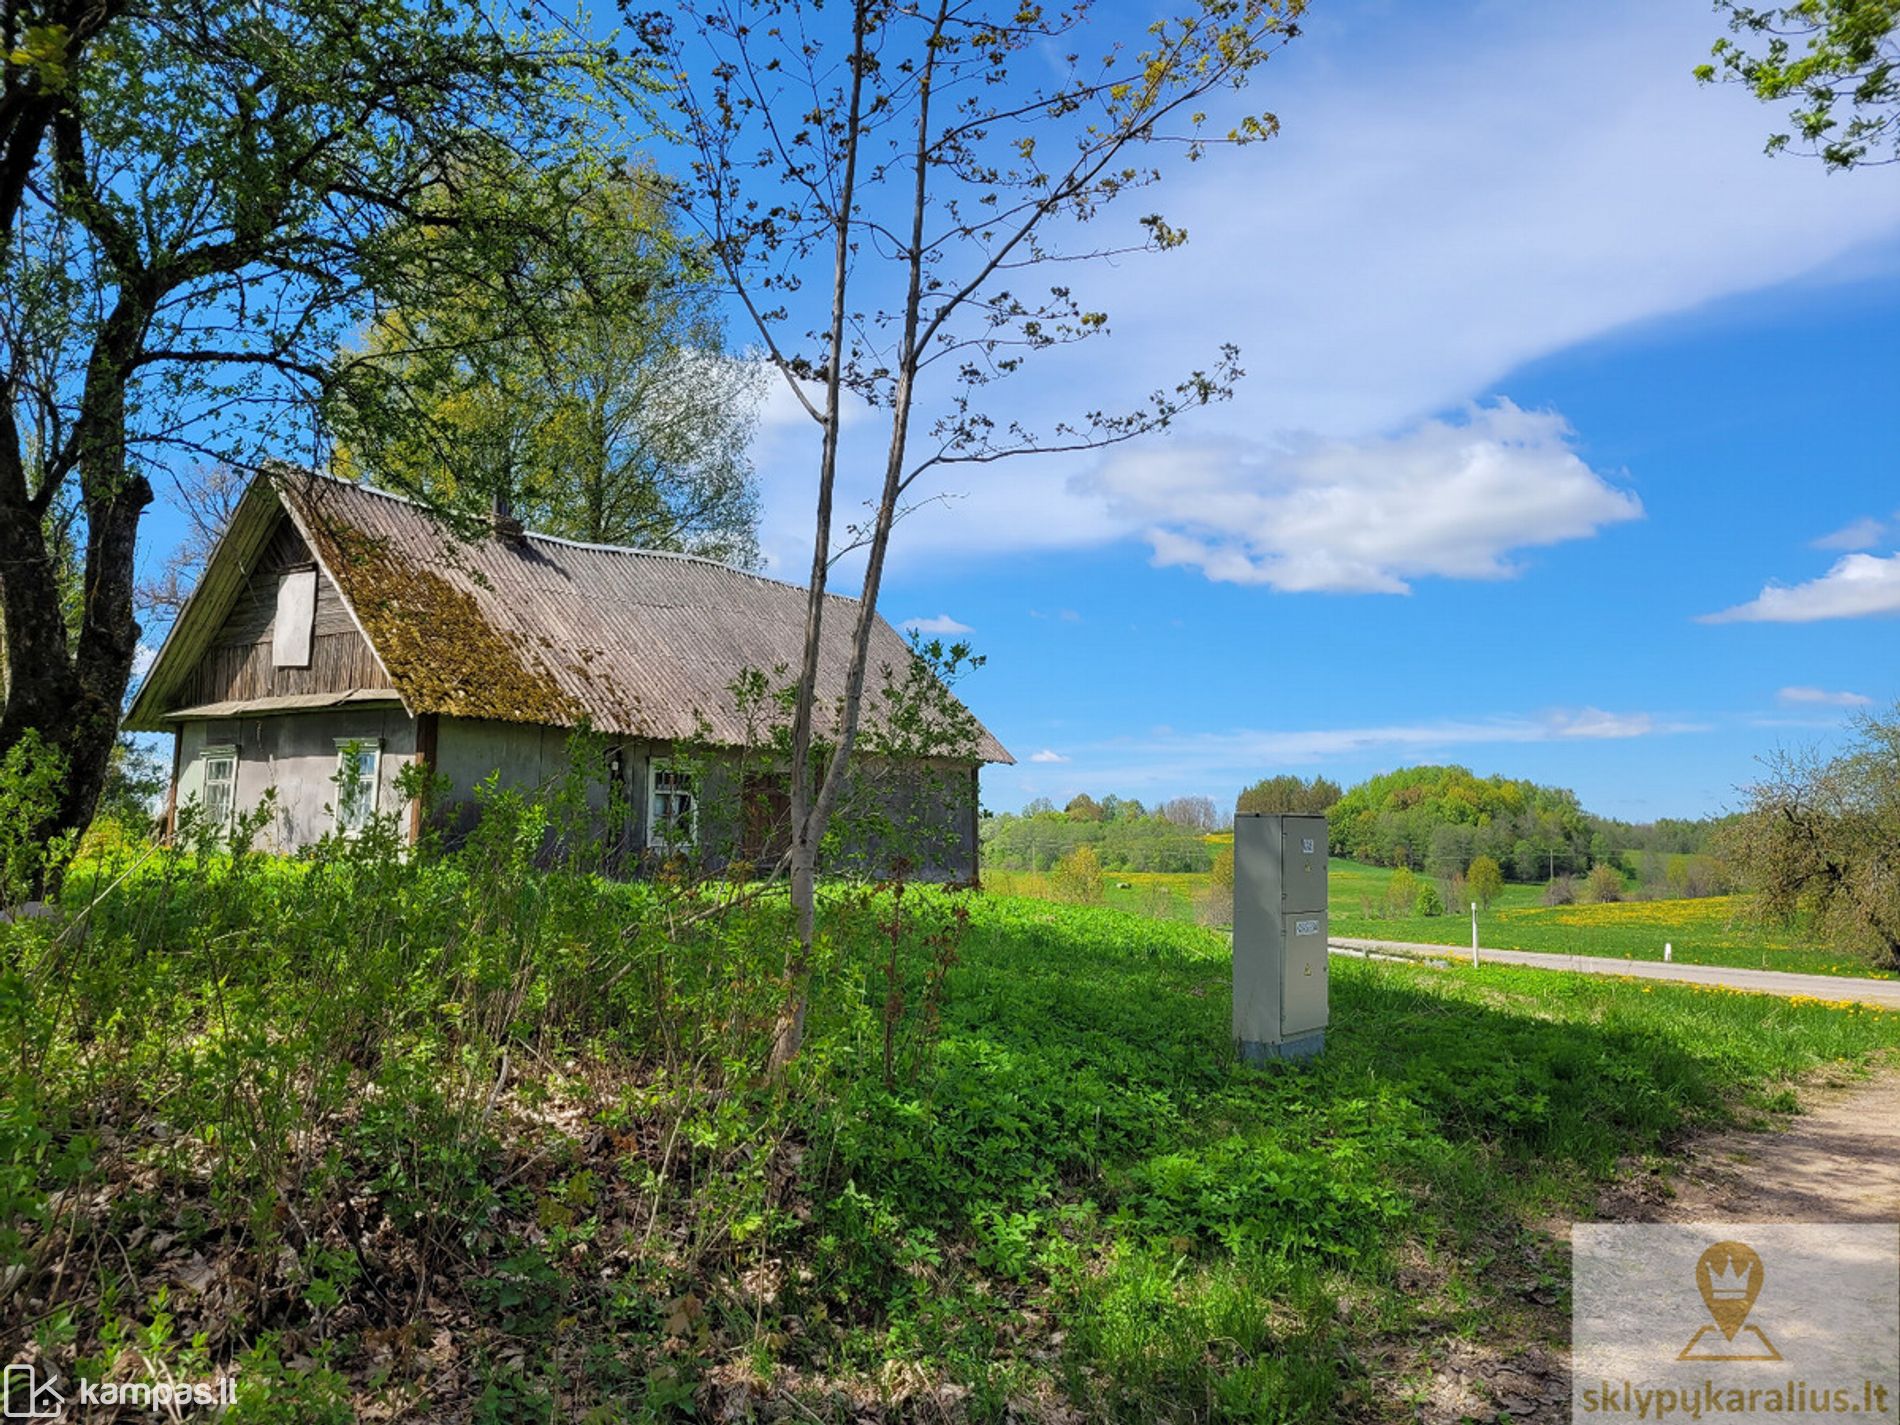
[
  {"left": 0, "top": 730, "right": 73, "bottom": 904},
  {"left": 1543, "top": 875, "right": 1577, "bottom": 906},
  {"left": 1050, "top": 843, "right": 1106, "bottom": 903},
  {"left": 1414, "top": 882, "right": 1445, "bottom": 917},
  {"left": 1382, "top": 866, "right": 1420, "bottom": 918},
  {"left": 1582, "top": 863, "right": 1625, "bottom": 904},
  {"left": 1196, "top": 885, "right": 1234, "bottom": 927},
  {"left": 1669, "top": 854, "right": 1729, "bottom": 899}
]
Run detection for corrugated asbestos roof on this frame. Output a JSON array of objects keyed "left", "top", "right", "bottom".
[{"left": 247, "top": 472, "right": 1013, "bottom": 762}]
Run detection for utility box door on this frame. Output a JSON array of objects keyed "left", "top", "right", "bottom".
[
  {"left": 1279, "top": 816, "right": 1328, "bottom": 912},
  {"left": 1281, "top": 911, "right": 1329, "bottom": 1036}
]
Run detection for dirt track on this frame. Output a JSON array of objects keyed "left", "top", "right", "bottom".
[
  {"left": 1403, "top": 1060, "right": 1900, "bottom": 1425},
  {"left": 1600, "top": 1061, "right": 1900, "bottom": 1224}
]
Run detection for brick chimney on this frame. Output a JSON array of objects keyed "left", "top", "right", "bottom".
[{"left": 491, "top": 489, "right": 525, "bottom": 544}]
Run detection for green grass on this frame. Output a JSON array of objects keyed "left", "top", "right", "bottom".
[
  {"left": 11, "top": 827, "right": 1900, "bottom": 1422},
  {"left": 1327, "top": 865, "right": 1894, "bottom": 979},
  {"left": 833, "top": 895, "right": 1898, "bottom": 1417},
  {"left": 987, "top": 856, "right": 1896, "bottom": 980},
  {"left": 985, "top": 865, "right": 1214, "bottom": 921}
]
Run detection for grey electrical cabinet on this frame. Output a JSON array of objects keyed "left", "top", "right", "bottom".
[{"left": 1232, "top": 813, "right": 1328, "bottom": 1062}]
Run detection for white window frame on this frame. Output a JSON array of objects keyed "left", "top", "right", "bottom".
[
  {"left": 333, "top": 737, "right": 383, "bottom": 836},
  {"left": 646, "top": 759, "right": 698, "bottom": 850},
  {"left": 200, "top": 745, "right": 238, "bottom": 834}
]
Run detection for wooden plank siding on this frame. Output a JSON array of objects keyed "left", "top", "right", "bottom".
[{"left": 181, "top": 521, "right": 391, "bottom": 707}]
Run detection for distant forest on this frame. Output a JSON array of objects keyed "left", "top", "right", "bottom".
[
  {"left": 982, "top": 766, "right": 1737, "bottom": 881},
  {"left": 980, "top": 793, "right": 1222, "bottom": 872}
]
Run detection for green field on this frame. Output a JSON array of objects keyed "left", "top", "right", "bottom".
[
  {"left": 9, "top": 845, "right": 1900, "bottom": 1420},
  {"left": 985, "top": 857, "right": 1896, "bottom": 980}
]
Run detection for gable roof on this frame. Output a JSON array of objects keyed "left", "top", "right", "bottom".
[{"left": 127, "top": 470, "right": 1011, "bottom": 763}]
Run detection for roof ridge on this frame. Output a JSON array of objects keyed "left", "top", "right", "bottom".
[{"left": 274, "top": 466, "right": 855, "bottom": 603}]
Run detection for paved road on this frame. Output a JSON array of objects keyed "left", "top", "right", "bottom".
[{"left": 1328, "top": 936, "right": 1900, "bottom": 1010}]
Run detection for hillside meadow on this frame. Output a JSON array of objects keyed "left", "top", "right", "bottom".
[
  {"left": 987, "top": 858, "right": 1892, "bottom": 981},
  {"left": 4, "top": 822, "right": 1898, "bottom": 1420}
]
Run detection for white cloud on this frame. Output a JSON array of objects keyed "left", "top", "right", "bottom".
[
  {"left": 901, "top": 613, "right": 973, "bottom": 635},
  {"left": 1551, "top": 708, "right": 1662, "bottom": 739},
  {"left": 1778, "top": 685, "right": 1873, "bottom": 708},
  {"left": 747, "top": 2, "right": 1900, "bottom": 585},
  {"left": 1062, "top": 707, "right": 1704, "bottom": 777},
  {"left": 1083, "top": 3, "right": 1900, "bottom": 439},
  {"left": 1028, "top": 748, "right": 1070, "bottom": 763},
  {"left": 1703, "top": 552, "right": 1900, "bottom": 623},
  {"left": 1813, "top": 516, "right": 1889, "bottom": 551},
  {"left": 1086, "top": 401, "right": 1641, "bottom": 594},
  {"left": 130, "top": 643, "right": 158, "bottom": 681}
]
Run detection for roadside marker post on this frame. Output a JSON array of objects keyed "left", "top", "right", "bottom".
[
  {"left": 1664, "top": 942, "right": 1672, "bottom": 962},
  {"left": 1471, "top": 902, "right": 1479, "bottom": 967}
]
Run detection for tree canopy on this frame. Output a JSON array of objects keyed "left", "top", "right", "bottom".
[
  {"left": 337, "top": 168, "right": 765, "bottom": 563},
  {"left": 1726, "top": 705, "right": 1900, "bottom": 969},
  {"left": 1236, "top": 774, "right": 1341, "bottom": 816},
  {"left": 1699, "top": 1, "right": 1900, "bottom": 168},
  {"left": 0, "top": 0, "right": 640, "bottom": 865},
  {"left": 1326, "top": 765, "right": 1591, "bottom": 876}
]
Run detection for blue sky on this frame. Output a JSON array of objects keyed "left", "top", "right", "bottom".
[
  {"left": 130, "top": 0, "right": 1900, "bottom": 821},
  {"left": 735, "top": 0, "right": 1900, "bottom": 820}
]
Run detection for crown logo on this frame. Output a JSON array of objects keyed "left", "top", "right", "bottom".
[{"left": 1680, "top": 1240, "right": 1780, "bottom": 1361}]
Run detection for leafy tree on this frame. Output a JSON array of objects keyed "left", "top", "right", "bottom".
[
  {"left": 1065, "top": 793, "right": 1106, "bottom": 822},
  {"left": 1235, "top": 773, "right": 1340, "bottom": 816},
  {"left": 1466, "top": 855, "right": 1504, "bottom": 910},
  {"left": 1328, "top": 765, "right": 1589, "bottom": 873},
  {"left": 1726, "top": 707, "right": 1900, "bottom": 969},
  {"left": 339, "top": 168, "right": 765, "bottom": 563},
  {"left": 0, "top": 0, "right": 635, "bottom": 869},
  {"left": 1427, "top": 823, "right": 1476, "bottom": 881},
  {"left": 1414, "top": 882, "right": 1445, "bottom": 917},
  {"left": 1699, "top": 2, "right": 1900, "bottom": 168}
]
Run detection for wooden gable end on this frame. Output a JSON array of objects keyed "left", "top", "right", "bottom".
[{"left": 179, "top": 518, "right": 388, "bottom": 708}]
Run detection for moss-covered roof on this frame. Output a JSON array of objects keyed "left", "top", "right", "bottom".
[{"left": 263, "top": 472, "right": 1011, "bottom": 761}]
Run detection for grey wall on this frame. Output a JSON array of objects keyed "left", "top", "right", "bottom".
[
  {"left": 172, "top": 709, "right": 980, "bottom": 879},
  {"left": 174, "top": 706, "right": 418, "bottom": 851},
  {"left": 432, "top": 717, "right": 630, "bottom": 836},
  {"left": 828, "top": 755, "right": 980, "bottom": 881}
]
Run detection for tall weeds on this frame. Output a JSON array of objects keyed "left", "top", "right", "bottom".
[{"left": 0, "top": 744, "right": 964, "bottom": 1385}]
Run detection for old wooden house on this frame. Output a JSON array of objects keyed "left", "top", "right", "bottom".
[{"left": 125, "top": 470, "right": 1011, "bottom": 877}]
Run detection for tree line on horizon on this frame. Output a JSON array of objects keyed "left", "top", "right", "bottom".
[{"left": 988, "top": 765, "right": 1738, "bottom": 882}]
